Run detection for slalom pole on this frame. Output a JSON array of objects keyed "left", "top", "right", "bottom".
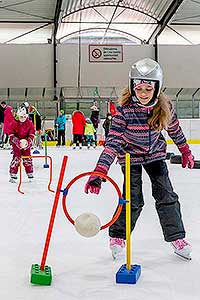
[
  {"left": 116, "top": 152, "right": 141, "bottom": 284},
  {"left": 43, "top": 133, "right": 49, "bottom": 168},
  {"left": 125, "top": 153, "right": 131, "bottom": 270},
  {"left": 18, "top": 155, "right": 54, "bottom": 194},
  {"left": 18, "top": 159, "right": 24, "bottom": 195},
  {"left": 40, "top": 155, "right": 68, "bottom": 270},
  {"left": 33, "top": 113, "right": 36, "bottom": 131}
]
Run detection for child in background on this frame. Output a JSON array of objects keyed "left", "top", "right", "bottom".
[
  {"left": 55, "top": 109, "right": 66, "bottom": 146},
  {"left": 2, "top": 102, "right": 14, "bottom": 149},
  {"left": 72, "top": 110, "right": 86, "bottom": 149},
  {"left": 0, "top": 101, "right": 6, "bottom": 147},
  {"left": 84, "top": 118, "right": 96, "bottom": 149},
  {"left": 84, "top": 58, "right": 194, "bottom": 261},
  {"left": 90, "top": 105, "right": 100, "bottom": 145},
  {"left": 102, "top": 113, "right": 112, "bottom": 138},
  {"left": 9, "top": 104, "right": 35, "bottom": 182}
]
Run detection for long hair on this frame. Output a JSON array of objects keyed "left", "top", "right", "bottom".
[{"left": 118, "top": 87, "right": 172, "bottom": 132}]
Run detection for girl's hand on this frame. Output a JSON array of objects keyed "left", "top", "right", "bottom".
[
  {"left": 178, "top": 144, "right": 194, "bottom": 169},
  {"left": 84, "top": 176, "right": 102, "bottom": 194}
]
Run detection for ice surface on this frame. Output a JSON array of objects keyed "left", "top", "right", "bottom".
[{"left": 0, "top": 144, "right": 200, "bottom": 300}]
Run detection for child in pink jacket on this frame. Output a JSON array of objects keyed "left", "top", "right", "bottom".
[
  {"left": 3, "top": 104, "right": 14, "bottom": 146},
  {"left": 9, "top": 104, "right": 35, "bottom": 182}
]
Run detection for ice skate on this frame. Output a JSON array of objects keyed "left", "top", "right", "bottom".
[
  {"left": 27, "top": 173, "right": 34, "bottom": 182},
  {"left": 110, "top": 237, "right": 125, "bottom": 260},
  {"left": 9, "top": 173, "right": 17, "bottom": 183},
  {"left": 72, "top": 143, "right": 76, "bottom": 149},
  {"left": 79, "top": 143, "right": 82, "bottom": 149},
  {"left": 171, "top": 239, "right": 192, "bottom": 260},
  {"left": 3, "top": 143, "right": 11, "bottom": 150}
]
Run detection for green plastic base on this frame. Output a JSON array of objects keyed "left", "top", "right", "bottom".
[{"left": 30, "top": 264, "right": 52, "bottom": 285}]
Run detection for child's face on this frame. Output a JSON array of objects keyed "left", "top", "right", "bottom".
[{"left": 134, "top": 83, "right": 155, "bottom": 105}]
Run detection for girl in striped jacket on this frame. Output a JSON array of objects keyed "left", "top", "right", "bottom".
[{"left": 85, "top": 58, "right": 194, "bottom": 261}]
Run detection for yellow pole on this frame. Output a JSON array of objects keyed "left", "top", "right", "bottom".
[
  {"left": 34, "top": 113, "right": 36, "bottom": 131},
  {"left": 125, "top": 153, "right": 131, "bottom": 270}
]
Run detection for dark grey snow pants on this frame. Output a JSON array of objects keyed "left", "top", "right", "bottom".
[{"left": 109, "top": 160, "right": 185, "bottom": 242}]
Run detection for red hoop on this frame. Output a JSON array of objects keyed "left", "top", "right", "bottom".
[{"left": 62, "top": 171, "right": 123, "bottom": 230}]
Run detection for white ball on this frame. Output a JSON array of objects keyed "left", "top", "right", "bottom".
[
  {"left": 74, "top": 213, "right": 101, "bottom": 238},
  {"left": 20, "top": 139, "right": 28, "bottom": 149}
]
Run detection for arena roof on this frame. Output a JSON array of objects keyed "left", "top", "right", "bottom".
[{"left": 0, "top": 0, "right": 199, "bottom": 44}]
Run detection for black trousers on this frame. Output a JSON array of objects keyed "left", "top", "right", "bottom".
[
  {"left": 109, "top": 160, "right": 185, "bottom": 242},
  {"left": 57, "top": 130, "right": 65, "bottom": 146},
  {"left": 73, "top": 134, "right": 83, "bottom": 145}
]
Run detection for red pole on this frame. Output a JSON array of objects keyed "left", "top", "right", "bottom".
[
  {"left": 40, "top": 155, "right": 68, "bottom": 270},
  {"left": 18, "top": 158, "right": 24, "bottom": 194},
  {"left": 18, "top": 155, "right": 54, "bottom": 194}
]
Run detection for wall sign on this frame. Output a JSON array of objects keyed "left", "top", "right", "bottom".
[{"left": 89, "top": 45, "right": 123, "bottom": 63}]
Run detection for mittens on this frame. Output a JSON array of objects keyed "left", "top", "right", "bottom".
[{"left": 178, "top": 144, "right": 194, "bottom": 169}]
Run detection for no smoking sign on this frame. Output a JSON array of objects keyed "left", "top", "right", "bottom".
[
  {"left": 91, "top": 48, "right": 102, "bottom": 59},
  {"left": 89, "top": 44, "right": 123, "bottom": 63}
]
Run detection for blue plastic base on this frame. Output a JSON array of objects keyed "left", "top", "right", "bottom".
[
  {"left": 33, "top": 149, "right": 40, "bottom": 154},
  {"left": 43, "top": 164, "right": 49, "bottom": 168},
  {"left": 116, "top": 264, "right": 141, "bottom": 284}
]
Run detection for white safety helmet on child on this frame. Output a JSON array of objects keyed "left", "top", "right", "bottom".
[
  {"left": 17, "top": 104, "right": 28, "bottom": 122},
  {"left": 129, "top": 58, "right": 163, "bottom": 106}
]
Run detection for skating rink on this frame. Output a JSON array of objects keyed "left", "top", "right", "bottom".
[{"left": 0, "top": 144, "right": 200, "bottom": 300}]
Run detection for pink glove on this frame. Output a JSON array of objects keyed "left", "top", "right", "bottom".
[
  {"left": 9, "top": 135, "right": 20, "bottom": 149},
  {"left": 178, "top": 144, "right": 194, "bottom": 169},
  {"left": 84, "top": 166, "right": 107, "bottom": 194},
  {"left": 84, "top": 176, "right": 102, "bottom": 194}
]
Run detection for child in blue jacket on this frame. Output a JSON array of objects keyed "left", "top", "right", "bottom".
[{"left": 55, "top": 110, "right": 66, "bottom": 146}]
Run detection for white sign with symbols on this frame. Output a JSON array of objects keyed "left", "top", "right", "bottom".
[{"left": 89, "top": 45, "right": 123, "bottom": 62}]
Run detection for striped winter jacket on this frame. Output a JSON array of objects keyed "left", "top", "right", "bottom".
[{"left": 95, "top": 99, "right": 187, "bottom": 174}]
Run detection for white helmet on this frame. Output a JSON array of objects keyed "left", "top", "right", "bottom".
[
  {"left": 17, "top": 104, "right": 28, "bottom": 122},
  {"left": 129, "top": 58, "right": 163, "bottom": 100},
  {"left": 23, "top": 101, "right": 29, "bottom": 108}
]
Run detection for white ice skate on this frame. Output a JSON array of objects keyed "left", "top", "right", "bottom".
[
  {"left": 27, "top": 173, "right": 34, "bottom": 182},
  {"left": 171, "top": 239, "right": 192, "bottom": 260},
  {"left": 110, "top": 238, "right": 125, "bottom": 260},
  {"left": 9, "top": 174, "right": 17, "bottom": 183},
  {"left": 3, "top": 143, "right": 11, "bottom": 150}
]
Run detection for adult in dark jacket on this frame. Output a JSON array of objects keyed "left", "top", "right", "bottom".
[{"left": 102, "top": 113, "right": 112, "bottom": 138}]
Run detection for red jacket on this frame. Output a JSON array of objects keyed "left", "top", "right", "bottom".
[
  {"left": 4, "top": 105, "right": 14, "bottom": 134},
  {"left": 72, "top": 111, "right": 86, "bottom": 134},
  {"left": 9, "top": 118, "right": 35, "bottom": 144}
]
